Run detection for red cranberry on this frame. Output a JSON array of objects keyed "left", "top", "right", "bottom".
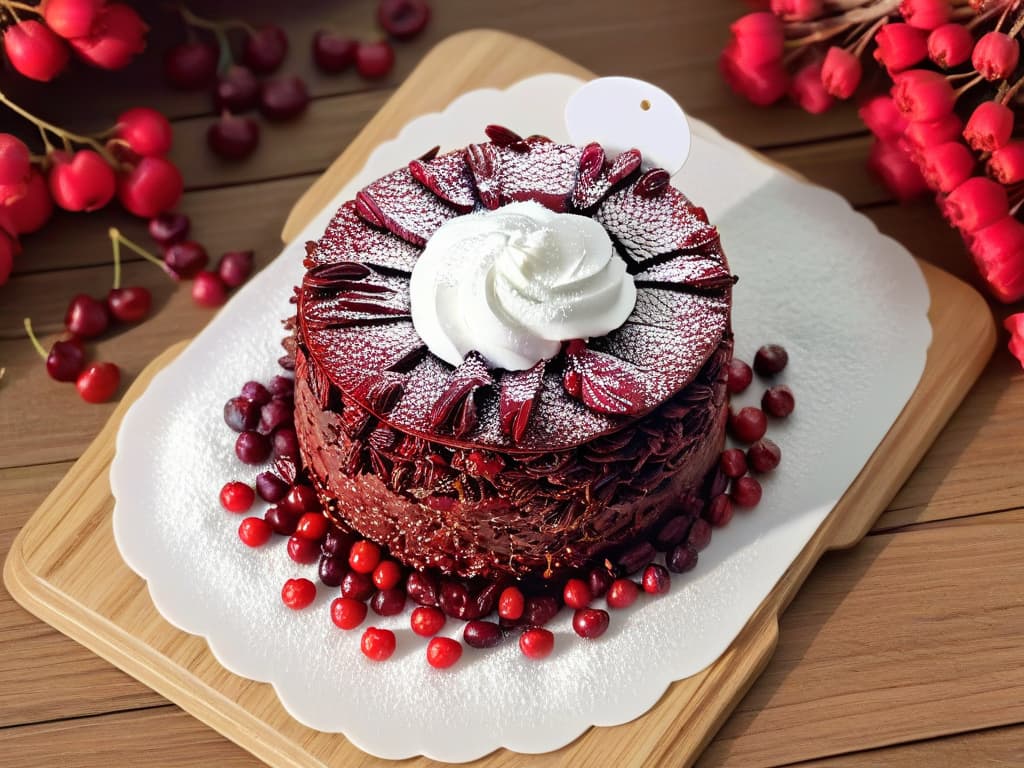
[
  {"left": 687, "top": 518, "right": 712, "bottom": 551},
  {"left": 410, "top": 605, "right": 445, "bottom": 636},
  {"left": 361, "top": 627, "right": 396, "bottom": 661},
  {"left": 318, "top": 555, "right": 346, "bottom": 587},
  {"left": 107, "top": 286, "right": 151, "bottom": 323},
  {"left": 616, "top": 541, "right": 656, "bottom": 575},
  {"left": 235, "top": 430, "right": 271, "bottom": 464},
  {"left": 218, "top": 250, "right": 254, "bottom": 288},
  {"left": 754, "top": 344, "right": 789, "bottom": 375},
  {"left": 355, "top": 40, "right": 395, "bottom": 79},
  {"left": 667, "top": 544, "right": 699, "bottom": 573},
  {"left": 272, "top": 427, "right": 299, "bottom": 459},
  {"left": 729, "top": 407, "right": 768, "bottom": 443},
  {"left": 747, "top": 438, "right": 782, "bottom": 473},
  {"left": 259, "top": 398, "right": 293, "bottom": 434},
  {"left": 439, "top": 580, "right": 473, "bottom": 619},
  {"left": 65, "top": 294, "right": 109, "bottom": 338},
  {"left": 241, "top": 380, "right": 270, "bottom": 404},
  {"left": 562, "top": 578, "right": 592, "bottom": 609},
  {"left": 282, "top": 484, "right": 319, "bottom": 514},
  {"left": 243, "top": 24, "right": 288, "bottom": 74},
  {"left": 76, "top": 362, "right": 119, "bottom": 403},
  {"left": 255, "top": 471, "right": 288, "bottom": 503},
  {"left": 208, "top": 114, "right": 260, "bottom": 161},
  {"left": 427, "top": 637, "right": 462, "bottom": 669},
  {"left": 259, "top": 77, "right": 310, "bottom": 121},
  {"left": 705, "top": 494, "right": 734, "bottom": 527},
  {"left": 464, "top": 620, "right": 502, "bottom": 648},
  {"left": 642, "top": 564, "right": 671, "bottom": 595},
  {"left": 295, "top": 512, "right": 328, "bottom": 541},
  {"left": 219, "top": 481, "right": 254, "bottom": 513},
  {"left": 731, "top": 475, "right": 763, "bottom": 508},
  {"left": 762, "top": 385, "right": 795, "bottom": 418},
  {"left": 148, "top": 211, "right": 190, "bottom": 246},
  {"left": 281, "top": 577, "right": 316, "bottom": 610},
  {"left": 238, "top": 516, "right": 272, "bottom": 547},
  {"left": 268, "top": 375, "right": 294, "bottom": 398},
  {"left": 224, "top": 397, "right": 259, "bottom": 432},
  {"left": 523, "top": 595, "right": 560, "bottom": 626},
  {"left": 519, "top": 627, "right": 554, "bottom": 660},
  {"left": 264, "top": 505, "right": 299, "bottom": 536},
  {"left": 474, "top": 581, "right": 501, "bottom": 617},
  {"left": 654, "top": 515, "right": 691, "bottom": 550},
  {"left": 377, "top": 0, "right": 431, "bottom": 40},
  {"left": 606, "top": 579, "right": 639, "bottom": 609},
  {"left": 726, "top": 358, "right": 753, "bottom": 393},
  {"left": 588, "top": 567, "right": 614, "bottom": 598},
  {"left": 287, "top": 535, "right": 319, "bottom": 564},
  {"left": 572, "top": 608, "right": 610, "bottom": 639},
  {"left": 498, "top": 586, "right": 524, "bottom": 620},
  {"left": 312, "top": 30, "right": 357, "bottom": 73},
  {"left": 349, "top": 540, "right": 381, "bottom": 574},
  {"left": 372, "top": 560, "right": 402, "bottom": 590},
  {"left": 192, "top": 270, "right": 228, "bottom": 307},
  {"left": 330, "top": 596, "right": 366, "bottom": 630},
  {"left": 163, "top": 240, "right": 208, "bottom": 280},
  {"left": 214, "top": 65, "right": 260, "bottom": 112},
  {"left": 322, "top": 529, "right": 356, "bottom": 559},
  {"left": 46, "top": 339, "right": 85, "bottom": 382},
  {"left": 720, "top": 448, "right": 748, "bottom": 478},
  {"left": 406, "top": 571, "right": 439, "bottom": 606},
  {"left": 341, "top": 570, "right": 375, "bottom": 601},
  {"left": 370, "top": 587, "right": 406, "bottom": 616},
  {"left": 164, "top": 42, "right": 217, "bottom": 89}
]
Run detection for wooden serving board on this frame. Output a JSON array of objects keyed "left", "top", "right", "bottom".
[{"left": 3, "top": 30, "right": 997, "bottom": 768}]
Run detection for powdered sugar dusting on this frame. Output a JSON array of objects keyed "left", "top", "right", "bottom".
[
  {"left": 409, "top": 149, "right": 478, "bottom": 213},
  {"left": 312, "top": 201, "right": 421, "bottom": 274},
  {"left": 596, "top": 184, "right": 718, "bottom": 262},
  {"left": 357, "top": 166, "right": 460, "bottom": 245}
]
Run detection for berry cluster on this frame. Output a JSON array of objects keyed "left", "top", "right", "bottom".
[{"left": 2, "top": 0, "right": 147, "bottom": 82}]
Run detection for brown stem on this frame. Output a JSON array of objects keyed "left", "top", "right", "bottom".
[
  {"left": 0, "top": 89, "right": 119, "bottom": 167},
  {"left": 786, "top": 0, "right": 901, "bottom": 39},
  {"left": 955, "top": 73, "right": 986, "bottom": 97},
  {"left": 852, "top": 15, "right": 889, "bottom": 57}
]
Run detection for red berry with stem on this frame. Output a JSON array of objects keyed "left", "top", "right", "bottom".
[
  {"left": 192, "top": 270, "right": 228, "bottom": 308},
  {"left": 606, "top": 578, "right": 639, "bottom": 609},
  {"left": 873, "top": 23, "right": 928, "bottom": 73},
  {"left": 498, "top": 586, "right": 525, "bottom": 620},
  {"left": 24, "top": 317, "right": 85, "bottom": 382},
  {"left": 295, "top": 512, "right": 328, "bottom": 541},
  {"left": 218, "top": 250, "right": 254, "bottom": 288},
  {"left": 4, "top": 21, "right": 69, "bottom": 82},
  {"left": 76, "top": 361, "right": 120, "bottom": 403},
  {"left": 243, "top": 24, "right": 289, "bottom": 74},
  {"left": 920, "top": 141, "right": 975, "bottom": 194},
  {"left": 762, "top": 384, "right": 795, "bottom": 417},
  {"left": 729, "top": 406, "right": 767, "bottom": 443},
  {"left": 312, "top": 30, "right": 357, "bottom": 73},
  {"left": 69, "top": 4, "right": 147, "bottom": 70},
  {"left": 49, "top": 150, "right": 117, "bottom": 212},
  {"left": 410, "top": 605, "right": 445, "bottom": 636},
  {"left": 988, "top": 142, "right": 1024, "bottom": 185},
  {"left": 0, "top": 134, "right": 31, "bottom": 188},
  {"left": 971, "top": 217, "right": 1024, "bottom": 302},
  {"left": 928, "top": 23, "right": 974, "bottom": 69},
  {"left": 562, "top": 578, "right": 591, "bottom": 609},
  {"left": 164, "top": 41, "right": 217, "bottom": 90},
  {"left": 215, "top": 65, "right": 260, "bottom": 112},
  {"left": 42, "top": 0, "right": 102, "bottom": 39},
  {"left": 116, "top": 107, "right": 172, "bottom": 158},
  {"left": 163, "top": 240, "right": 208, "bottom": 280},
  {"left": 355, "top": 40, "right": 395, "bottom": 79},
  {"left": 377, "top": 0, "right": 432, "bottom": 40},
  {"left": 6, "top": 170, "right": 53, "bottom": 234},
  {"left": 728, "top": 12, "right": 784, "bottom": 67},
  {"left": 281, "top": 578, "right": 316, "bottom": 610},
  {"left": 372, "top": 560, "right": 402, "bottom": 590},
  {"left": 963, "top": 101, "right": 1014, "bottom": 153},
  {"left": 287, "top": 534, "right": 320, "bottom": 564},
  {"left": 518, "top": 627, "right": 554, "bottom": 660},
  {"left": 361, "top": 627, "right": 396, "bottom": 661},
  {"left": 427, "top": 637, "right": 462, "bottom": 669},
  {"left": 65, "top": 293, "right": 109, "bottom": 338},
  {"left": 901, "top": 0, "right": 950, "bottom": 30},
  {"left": 107, "top": 286, "right": 152, "bottom": 323},
  {"left": 892, "top": 69, "right": 955, "bottom": 122},
  {"left": 259, "top": 77, "right": 310, "bottom": 121},
  {"left": 238, "top": 516, "right": 272, "bottom": 547},
  {"left": 943, "top": 177, "right": 1009, "bottom": 233},
  {"left": 726, "top": 358, "right": 752, "bottom": 393},
  {"left": 731, "top": 475, "right": 763, "bottom": 508},
  {"left": 207, "top": 113, "right": 260, "bottom": 160},
  {"left": 349, "top": 540, "right": 381, "bottom": 574},
  {"left": 972, "top": 31, "right": 1019, "bottom": 82},
  {"left": 572, "top": 608, "right": 610, "bottom": 639},
  {"left": 148, "top": 212, "right": 190, "bottom": 247},
  {"left": 118, "top": 156, "right": 183, "bottom": 218},
  {"left": 747, "top": 438, "right": 782, "bottom": 473},
  {"left": 821, "top": 46, "right": 861, "bottom": 100},
  {"left": 220, "top": 481, "right": 255, "bottom": 513},
  {"left": 330, "top": 597, "right": 367, "bottom": 630}
]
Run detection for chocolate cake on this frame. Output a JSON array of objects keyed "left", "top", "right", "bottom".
[{"left": 292, "top": 126, "right": 733, "bottom": 584}]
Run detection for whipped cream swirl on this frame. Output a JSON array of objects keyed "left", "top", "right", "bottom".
[{"left": 410, "top": 201, "right": 637, "bottom": 371}]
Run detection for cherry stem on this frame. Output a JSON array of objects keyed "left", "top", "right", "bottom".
[
  {"left": 785, "top": 0, "right": 901, "bottom": 43},
  {"left": 1002, "top": 73, "right": 1024, "bottom": 104},
  {"left": 852, "top": 15, "right": 888, "bottom": 57},
  {"left": 956, "top": 73, "right": 986, "bottom": 97},
  {"left": 108, "top": 227, "right": 170, "bottom": 276},
  {"left": 178, "top": 4, "right": 256, "bottom": 36},
  {"left": 23, "top": 317, "right": 46, "bottom": 360},
  {"left": 110, "top": 230, "right": 122, "bottom": 291},
  {"left": 0, "top": 89, "right": 120, "bottom": 167}
]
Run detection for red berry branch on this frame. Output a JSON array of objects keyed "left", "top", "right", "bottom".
[{"left": 721, "top": 0, "right": 1024, "bottom": 367}]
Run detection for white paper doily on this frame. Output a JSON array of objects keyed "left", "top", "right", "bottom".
[{"left": 111, "top": 74, "right": 931, "bottom": 763}]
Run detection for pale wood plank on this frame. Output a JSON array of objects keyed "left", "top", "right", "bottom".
[{"left": 794, "top": 725, "right": 1024, "bottom": 767}]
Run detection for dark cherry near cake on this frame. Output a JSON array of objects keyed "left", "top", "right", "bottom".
[{"left": 292, "top": 126, "right": 733, "bottom": 584}]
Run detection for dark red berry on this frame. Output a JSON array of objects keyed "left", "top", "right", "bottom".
[
  {"left": 372, "top": 560, "right": 402, "bottom": 590},
  {"left": 268, "top": 375, "right": 293, "bottom": 398},
  {"left": 705, "top": 494, "right": 734, "bottom": 527},
  {"left": 754, "top": 344, "right": 789, "bottom": 375},
  {"left": 572, "top": 608, "right": 610, "bottom": 639},
  {"left": 498, "top": 586, "right": 524, "bottom": 620},
  {"left": 322, "top": 528, "right": 356, "bottom": 559},
  {"left": 588, "top": 568, "right": 614, "bottom": 599},
  {"left": 224, "top": 396, "right": 259, "bottom": 432},
  {"left": 410, "top": 605, "right": 445, "bottom": 636},
  {"left": 562, "top": 578, "right": 591, "bottom": 610},
  {"left": 361, "top": 627, "right": 396, "bottom": 661},
  {"left": 687, "top": 518, "right": 712, "bottom": 551},
  {"left": 731, "top": 475, "right": 763, "bottom": 508},
  {"left": 46, "top": 338, "right": 85, "bottom": 382},
  {"left": 642, "top": 564, "right": 671, "bottom": 595},
  {"left": 214, "top": 65, "right": 260, "bottom": 112},
  {"left": 616, "top": 541, "right": 656, "bottom": 575},
  {"left": 519, "top": 627, "right": 554, "bottom": 660},
  {"left": 218, "top": 250, "right": 254, "bottom": 288},
  {"left": 318, "top": 555, "right": 346, "bottom": 587},
  {"left": 427, "top": 637, "right": 462, "bottom": 669},
  {"left": 282, "top": 484, "right": 319, "bottom": 514},
  {"left": 65, "top": 294, "right": 109, "bottom": 338},
  {"left": 264, "top": 505, "right": 299, "bottom": 536},
  {"left": 207, "top": 113, "right": 260, "bottom": 161},
  {"left": 522, "top": 595, "right": 560, "bottom": 626},
  {"left": 340, "top": 570, "right": 375, "bottom": 601},
  {"left": 349, "top": 540, "right": 381, "bottom": 574},
  {"left": 241, "top": 380, "right": 270, "bottom": 404},
  {"left": 377, "top": 0, "right": 431, "bottom": 40},
  {"left": 259, "top": 398, "right": 293, "bottom": 434},
  {"left": 439, "top": 580, "right": 474, "bottom": 619},
  {"left": 281, "top": 577, "right": 316, "bottom": 609},
  {"left": 729, "top": 406, "right": 768, "bottom": 443},
  {"left": 747, "top": 438, "right": 782, "bottom": 473},
  {"left": 148, "top": 211, "right": 190, "bottom": 246},
  {"left": 312, "top": 29, "right": 356, "bottom": 73},
  {"left": 220, "top": 481, "right": 254, "bottom": 513},
  {"left": 238, "top": 516, "right": 272, "bottom": 547},
  {"left": 235, "top": 430, "right": 271, "bottom": 464},
  {"left": 464, "top": 620, "right": 502, "bottom": 648},
  {"left": 76, "top": 361, "right": 119, "bottom": 403},
  {"left": 406, "top": 571, "right": 439, "bottom": 606},
  {"left": 720, "top": 448, "right": 747, "bottom": 478},
  {"left": 254, "top": 470, "right": 287, "bottom": 503},
  {"left": 106, "top": 286, "right": 151, "bottom": 323},
  {"left": 287, "top": 534, "right": 320, "bottom": 564},
  {"left": 666, "top": 544, "right": 699, "bottom": 573},
  {"left": 654, "top": 515, "right": 691, "bottom": 551},
  {"left": 163, "top": 42, "right": 217, "bottom": 90},
  {"left": 259, "top": 76, "right": 309, "bottom": 121},
  {"left": 163, "top": 240, "right": 208, "bottom": 280},
  {"left": 295, "top": 511, "right": 328, "bottom": 541},
  {"left": 762, "top": 385, "right": 795, "bottom": 418},
  {"left": 355, "top": 40, "right": 394, "bottom": 79},
  {"left": 370, "top": 587, "right": 406, "bottom": 616},
  {"left": 243, "top": 24, "right": 288, "bottom": 74},
  {"left": 330, "top": 596, "right": 367, "bottom": 630},
  {"left": 606, "top": 578, "right": 639, "bottom": 609},
  {"left": 272, "top": 427, "right": 299, "bottom": 459},
  {"left": 726, "top": 358, "right": 753, "bottom": 393}
]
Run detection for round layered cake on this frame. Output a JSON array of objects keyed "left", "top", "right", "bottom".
[{"left": 292, "top": 125, "right": 733, "bottom": 584}]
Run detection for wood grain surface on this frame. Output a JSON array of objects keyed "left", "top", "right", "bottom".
[{"left": 1, "top": 2, "right": 1022, "bottom": 767}]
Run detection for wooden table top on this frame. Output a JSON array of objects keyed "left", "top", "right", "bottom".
[{"left": 1, "top": 2, "right": 1022, "bottom": 766}]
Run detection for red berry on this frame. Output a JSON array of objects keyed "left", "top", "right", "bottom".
[
  {"left": 988, "top": 142, "right": 1024, "bottom": 184},
  {"left": 463, "top": 619, "right": 502, "bottom": 648},
  {"left": 562, "top": 578, "right": 592, "bottom": 610},
  {"left": 360, "top": 627, "right": 396, "bottom": 661},
  {"left": 4, "top": 20, "right": 69, "bottom": 82},
  {"left": 281, "top": 577, "right": 316, "bottom": 610},
  {"left": 107, "top": 286, "right": 152, "bottom": 323},
  {"left": 726, "top": 358, "right": 752, "bottom": 394},
  {"left": 219, "top": 481, "right": 255, "bottom": 513},
  {"left": 642, "top": 564, "right": 671, "bottom": 595},
  {"left": 498, "top": 586, "right": 524, "bottom": 620},
  {"left": 903, "top": 112, "right": 962, "bottom": 151},
  {"left": 116, "top": 107, "right": 172, "bottom": 158},
  {"left": 964, "top": 101, "right": 1013, "bottom": 154},
  {"left": 312, "top": 30, "right": 356, "bottom": 73},
  {"left": 747, "top": 438, "right": 782, "bottom": 473},
  {"left": 866, "top": 139, "right": 928, "bottom": 202},
  {"left": 944, "top": 177, "right": 1009, "bottom": 234},
  {"left": 666, "top": 544, "right": 699, "bottom": 573},
  {"left": 821, "top": 45, "right": 861, "bottom": 100},
  {"left": 720, "top": 42, "right": 788, "bottom": 107},
  {"left": 426, "top": 636, "right": 461, "bottom": 669},
  {"left": 256, "top": 471, "right": 289, "bottom": 503},
  {"left": 259, "top": 77, "right": 310, "bottom": 122},
  {"left": 588, "top": 568, "right": 614, "bottom": 598},
  {"left": 340, "top": 570, "right": 375, "bottom": 601},
  {"left": 770, "top": 0, "right": 822, "bottom": 21},
  {"left": 164, "top": 41, "right": 217, "bottom": 90},
  {"left": 42, "top": 0, "right": 102, "bottom": 39},
  {"left": 349, "top": 540, "right": 381, "bottom": 574},
  {"left": 518, "top": 627, "right": 554, "bottom": 660},
  {"left": 355, "top": 40, "right": 395, "bottom": 79},
  {"left": 705, "top": 493, "right": 735, "bottom": 527},
  {"left": 214, "top": 65, "right": 260, "bottom": 112},
  {"left": 1004, "top": 313, "right": 1024, "bottom": 367},
  {"left": 859, "top": 96, "right": 907, "bottom": 142},
  {"left": 148, "top": 211, "right": 190, "bottom": 247},
  {"left": 68, "top": 4, "right": 146, "bottom": 70},
  {"left": 163, "top": 240, "right": 208, "bottom": 280},
  {"left": 218, "top": 250, "right": 254, "bottom": 288},
  {"left": 789, "top": 60, "right": 833, "bottom": 115},
  {"left": 761, "top": 385, "right": 795, "bottom": 418},
  {"left": 330, "top": 596, "right": 367, "bottom": 630},
  {"left": 192, "top": 270, "right": 228, "bottom": 308},
  {"left": 207, "top": 113, "right": 260, "bottom": 161},
  {"left": 243, "top": 24, "right": 288, "bottom": 74},
  {"left": 728, "top": 12, "right": 784, "bottom": 67},
  {"left": 264, "top": 505, "right": 299, "bottom": 536},
  {"left": 49, "top": 150, "right": 117, "bottom": 212},
  {"left": 371, "top": 588, "right": 406, "bottom": 615},
  {"left": 46, "top": 338, "right": 85, "bottom": 382},
  {"left": 572, "top": 608, "right": 610, "bottom": 639},
  {"left": 753, "top": 344, "right": 788, "bottom": 375},
  {"left": 377, "top": 0, "right": 431, "bottom": 40},
  {"left": 282, "top": 484, "right": 318, "bottom": 514},
  {"left": 901, "top": 0, "right": 950, "bottom": 30},
  {"left": 5, "top": 169, "right": 51, "bottom": 235},
  {"left": 971, "top": 217, "right": 1024, "bottom": 302},
  {"left": 720, "top": 448, "right": 748, "bottom": 478},
  {"left": 731, "top": 475, "right": 763, "bottom": 508},
  {"left": 372, "top": 559, "right": 402, "bottom": 590},
  {"left": 729, "top": 406, "right": 767, "bottom": 443},
  {"left": 118, "top": 156, "right": 183, "bottom": 218},
  {"left": 295, "top": 512, "right": 328, "bottom": 541},
  {"left": 892, "top": 69, "right": 955, "bottom": 122},
  {"left": 238, "top": 516, "right": 272, "bottom": 547},
  {"left": 235, "top": 430, "right": 271, "bottom": 464},
  {"left": 928, "top": 23, "right": 974, "bottom": 68},
  {"left": 606, "top": 578, "right": 639, "bottom": 609},
  {"left": 873, "top": 23, "right": 928, "bottom": 73},
  {"left": 65, "top": 293, "right": 109, "bottom": 338},
  {"left": 410, "top": 605, "right": 446, "bottom": 636},
  {"left": 972, "top": 31, "right": 1019, "bottom": 82},
  {"left": 76, "top": 361, "right": 120, "bottom": 403},
  {"left": 0, "top": 134, "right": 31, "bottom": 189},
  {"left": 287, "top": 534, "right": 320, "bottom": 564}
]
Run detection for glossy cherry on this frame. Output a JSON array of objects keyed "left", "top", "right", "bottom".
[
  {"left": 42, "top": 0, "right": 102, "bottom": 39},
  {"left": 372, "top": 559, "right": 402, "bottom": 590},
  {"left": 729, "top": 406, "right": 768, "bottom": 443},
  {"left": 754, "top": 344, "right": 789, "bottom": 375},
  {"left": 349, "top": 540, "right": 382, "bottom": 574},
  {"left": 48, "top": 150, "right": 117, "bottom": 212},
  {"left": 562, "top": 578, "right": 592, "bottom": 609},
  {"left": 207, "top": 113, "right": 260, "bottom": 161},
  {"left": 238, "top": 516, "right": 272, "bottom": 547},
  {"left": 281, "top": 577, "right": 316, "bottom": 610},
  {"left": 463, "top": 619, "right": 502, "bottom": 648},
  {"left": 426, "top": 637, "right": 462, "bottom": 669},
  {"left": 410, "top": 605, "right": 445, "bottom": 636},
  {"left": 214, "top": 65, "right": 260, "bottom": 112},
  {"left": 361, "top": 627, "right": 396, "bottom": 661},
  {"left": 355, "top": 40, "right": 395, "bottom": 79},
  {"left": 5, "top": 169, "right": 53, "bottom": 234},
  {"left": 235, "top": 430, "right": 271, "bottom": 464},
  {"left": 287, "top": 534, "right": 320, "bottom": 564},
  {"left": 572, "top": 608, "right": 610, "bottom": 639},
  {"left": 726, "top": 358, "right": 753, "bottom": 393},
  {"left": 518, "top": 627, "right": 554, "bottom": 660},
  {"left": 377, "top": 0, "right": 431, "bottom": 40},
  {"left": 259, "top": 76, "right": 310, "bottom": 121},
  {"left": 4, "top": 20, "right": 69, "bottom": 82},
  {"left": 106, "top": 286, "right": 152, "bottom": 323},
  {"left": 762, "top": 385, "right": 795, "bottom": 417},
  {"left": 219, "top": 481, "right": 255, "bottom": 513},
  {"left": 218, "top": 250, "right": 254, "bottom": 288},
  {"left": 148, "top": 211, "right": 190, "bottom": 246},
  {"left": 731, "top": 475, "right": 763, "bottom": 508},
  {"left": 47, "top": 338, "right": 86, "bottom": 381},
  {"left": 498, "top": 586, "right": 525, "bottom": 620},
  {"left": 641, "top": 564, "right": 671, "bottom": 595},
  {"left": 65, "top": 293, "right": 109, "bottom": 338},
  {"left": 242, "top": 24, "right": 288, "bottom": 74},
  {"left": 295, "top": 512, "right": 328, "bottom": 541},
  {"left": 76, "top": 361, "right": 120, "bottom": 403},
  {"left": 312, "top": 30, "right": 357, "bottom": 73},
  {"left": 330, "top": 597, "right": 367, "bottom": 630},
  {"left": 118, "top": 157, "right": 183, "bottom": 218},
  {"left": 192, "top": 270, "right": 228, "bottom": 307},
  {"left": 116, "top": 107, "right": 173, "bottom": 157},
  {"left": 163, "top": 240, "right": 208, "bottom": 279},
  {"left": 163, "top": 41, "right": 217, "bottom": 89},
  {"left": 68, "top": 4, "right": 147, "bottom": 70},
  {"left": 606, "top": 578, "right": 639, "bottom": 609}
]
